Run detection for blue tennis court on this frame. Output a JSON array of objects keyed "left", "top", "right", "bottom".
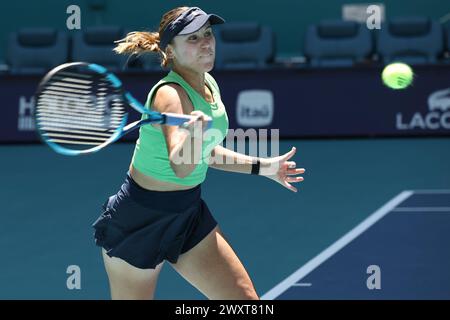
[
  {"left": 262, "top": 190, "right": 450, "bottom": 300},
  {"left": 1, "top": 138, "right": 449, "bottom": 299}
]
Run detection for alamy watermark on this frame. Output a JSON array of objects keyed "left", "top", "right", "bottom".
[
  {"left": 170, "top": 123, "right": 280, "bottom": 167},
  {"left": 66, "top": 265, "right": 81, "bottom": 290},
  {"left": 343, "top": 4, "right": 384, "bottom": 30},
  {"left": 366, "top": 5, "right": 382, "bottom": 30},
  {"left": 366, "top": 265, "right": 381, "bottom": 290},
  {"left": 66, "top": 5, "right": 81, "bottom": 30}
]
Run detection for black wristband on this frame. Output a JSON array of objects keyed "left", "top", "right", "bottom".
[{"left": 251, "top": 159, "right": 260, "bottom": 175}]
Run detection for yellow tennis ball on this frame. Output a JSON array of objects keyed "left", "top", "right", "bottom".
[{"left": 382, "top": 63, "right": 414, "bottom": 89}]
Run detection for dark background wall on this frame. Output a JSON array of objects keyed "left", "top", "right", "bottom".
[{"left": 0, "top": 0, "right": 448, "bottom": 61}]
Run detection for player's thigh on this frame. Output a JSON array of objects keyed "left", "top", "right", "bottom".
[
  {"left": 102, "top": 248, "right": 164, "bottom": 299},
  {"left": 170, "top": 226, "right": 259, "bottom": 300}
]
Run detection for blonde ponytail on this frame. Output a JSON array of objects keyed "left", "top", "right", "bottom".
[
  {"left": 113, "top": 31, "right": 170, "bottom": 67},
  {"left": 113, "top": 7, "right": 189, "bottom": 68}
]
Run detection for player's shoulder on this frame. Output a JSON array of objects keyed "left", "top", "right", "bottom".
[
  {"left": 205, "top": 72, "right": 220, "bottom": 93},
  {"left": 151, "top": 82, "right": 191, "bottom": 113}
]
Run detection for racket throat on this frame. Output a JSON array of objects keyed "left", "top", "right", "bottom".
[{"left": 122, "top": 118, "right": 160, "bottom": 134}]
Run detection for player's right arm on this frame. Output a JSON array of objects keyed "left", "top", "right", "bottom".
[{"left": 152, "top": 84, "right": 207, "bottom": 179}]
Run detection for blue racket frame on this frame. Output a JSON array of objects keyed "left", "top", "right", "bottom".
[{"left": 34, "top": 62, "right": 212, "bottom": 156}]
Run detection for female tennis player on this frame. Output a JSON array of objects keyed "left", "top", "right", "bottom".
[{"left": 92, "top": 6, "right": 305, "bottom": 300}]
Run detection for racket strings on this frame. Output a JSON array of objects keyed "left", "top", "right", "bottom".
[{"left": 36, "top": 68, "right": 127, "bottom": 151}]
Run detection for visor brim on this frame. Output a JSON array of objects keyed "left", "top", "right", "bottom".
[{"left": 178, "top": 14, "right": 225, "bottom": 35}]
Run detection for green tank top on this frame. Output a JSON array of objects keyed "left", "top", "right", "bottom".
[{"left": 131, "top": 70, "right": 229, "bottom": 186}]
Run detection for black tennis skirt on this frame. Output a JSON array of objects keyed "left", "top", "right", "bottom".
[{"left": 92, "top": 172, "right": 217, "bottom": 269}]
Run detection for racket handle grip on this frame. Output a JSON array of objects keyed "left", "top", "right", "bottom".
[{"left": 163, "top": 112, "right": 213, "bottom": 130}]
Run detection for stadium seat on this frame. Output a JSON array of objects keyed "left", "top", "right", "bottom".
[
  {"left": 6, "top": 28, "right": 69, "bottom": 74},
  {"left": 71, "top": 26, "right": 128, "bottom": 71},
  {"left": 377, "top": 17, "right": 443, "bottom": 65},
  {"left": 304, "top": 20, "right": 373, "bottom": 67},
  {"left": 143, "top": 53, "right": 164, "bottom": 71},
  {"left": 444, "top": 21, "right": 450, "bottom": 62},
  {"left": 214, "top": 22, "right": 275, "bottom": 70},
  {"left": 133, "top": 51, "right": 163, "bottom": 71}
]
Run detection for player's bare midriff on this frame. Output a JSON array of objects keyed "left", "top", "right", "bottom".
[{"left": 129, "top": 163, "right": 198, "bottom": 192}]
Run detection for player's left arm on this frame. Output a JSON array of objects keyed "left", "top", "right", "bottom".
[
  {"left": 209, "top": 145, "right": 305, "bottom": 192},
  {"left": 209, "top": 144, "right": 257, "bottom": 174}
]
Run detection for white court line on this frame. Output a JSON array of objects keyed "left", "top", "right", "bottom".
[
  {"left": 292, "top": 283, "right": 312, "bottom": 287},
  {"left": 393, "top": 207, "right": 450, "bottom": 212},
  {"left": 261, "top": 190, "right": 413, "bottom": 300},
  {"left": 411, "top": 190, "right": 450, "bottom": 194}
]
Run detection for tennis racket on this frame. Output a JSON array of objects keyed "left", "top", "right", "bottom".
[{"left": 34, "top": 62, "right": 212, "bottom": 156}]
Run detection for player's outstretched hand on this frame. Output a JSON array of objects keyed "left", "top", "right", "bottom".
[{"left": 260, "top": 147, "right": 305, "bottom": 193}]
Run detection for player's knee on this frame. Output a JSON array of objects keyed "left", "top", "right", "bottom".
[
  {"left": 237, "top": 281, "right": 259, "bottom": 300},
  {"left": 241, "top": 288, "right": 259, "bottom": 300}
]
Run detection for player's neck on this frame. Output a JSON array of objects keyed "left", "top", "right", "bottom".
[{"left": 172, "top": 66, "right": 206, "bottom": 96}]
